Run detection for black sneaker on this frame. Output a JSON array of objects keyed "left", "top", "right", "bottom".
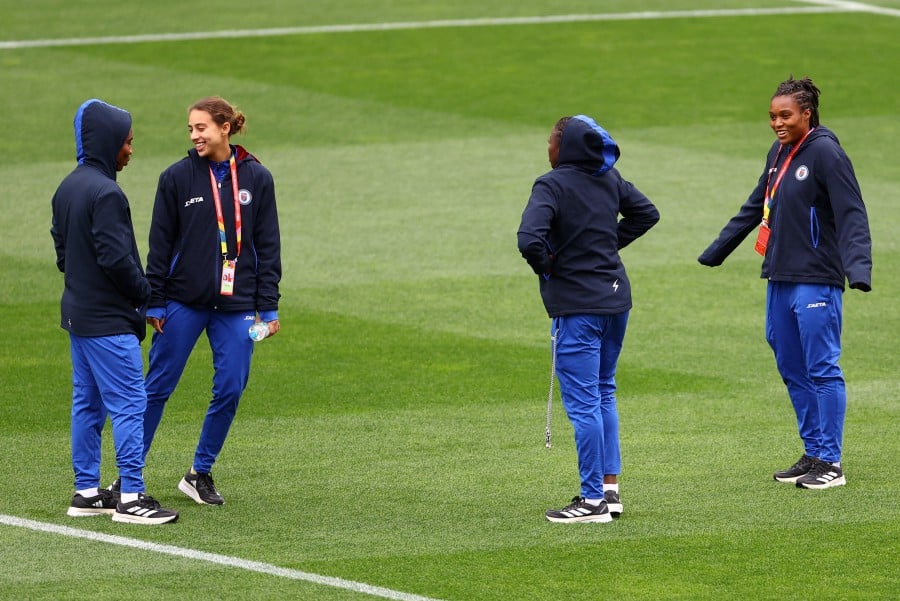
[
  {"left": 66, "top": 489, "right": 117, "bottom": 517},
  {"left": 796, "top": 461, "right": 846, "bottom": 489},
  {"left": 604, "top": 490, "right": 623, "bottom": 518},
  {"left": 178, "top": 471, "right": 225, "bottom": 505},
  {"left": 774, "top": 454, "right": 818, "bottom": 483},
  {"left": 545, "top": 496, "right": 613, "bottom": 523},
  {"left": 107, "top": 478, "right": 121, "bottom": 502},
  {"left": 112, "top": 494, "right": 179, "bottom": 525}
]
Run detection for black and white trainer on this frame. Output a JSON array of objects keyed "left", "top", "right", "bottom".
[
  {"left": 774, "top": 454, "right": 818, "bottom": 483},
  {"left": 545, "top": 496, "right": 613, "bottom": 523},
  {"left": 796, "top": 461, "right": 846, "bottom": 489},
  {"left": 112, "top": 494, "right": 179, "bottom": 525},
  {"left": 604, "top": 490, "right": 623, "bottom": 518},
  {"left": 66, "top": 489, "right": 117, "bottom": 517},
  {"left": 178, "top": 471, "right": 225, "bottom": 505}
]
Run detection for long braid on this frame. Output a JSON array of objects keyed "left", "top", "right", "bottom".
[{"left": 773, "top": 76, "right": 821, "bottom": 128}]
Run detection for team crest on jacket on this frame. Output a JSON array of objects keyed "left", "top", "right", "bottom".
[
  {"left": 238, "top": 189, "right": 252, "bottom": 205},
  {"left": 795, "top": 165, "right": 810, "bottom": 181}
]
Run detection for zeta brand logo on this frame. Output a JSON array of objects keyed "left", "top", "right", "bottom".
[
  {"left": 185, "top": 196, "right": 204, "bottom": 208},
  {"left": 806, "top": 302, "right": 827, "bottom": 309},
  {"left": 612, "top": 279, "right": 619, "bottom": 292}
]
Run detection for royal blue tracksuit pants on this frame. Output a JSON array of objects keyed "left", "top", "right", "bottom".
[
  {"left": 766, "top": 282, "right": 846, "bottom": 463},
  {"left": 143, "top": 301, "right": 255, "bottom": 473},
  {"left": 69, "top": 333, "right": 146, "bottom": 494},
  {"left": 553, "top": 312, "right": 628, "bottom": 499}
]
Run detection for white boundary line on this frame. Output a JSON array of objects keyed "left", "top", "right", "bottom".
[
  {"left": 0, "top": 514, "right": 445, "bottom": 601},
  {"left": 1, "top": 4, "right": 890, "bottom": 51}
]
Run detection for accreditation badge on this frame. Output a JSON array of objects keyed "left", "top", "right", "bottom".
[
  {"left": 220, "top": 259, "right": 236, "bottom": 296},
  {"left": 754, "top": 222, "right": 770, "bottom": 256}
]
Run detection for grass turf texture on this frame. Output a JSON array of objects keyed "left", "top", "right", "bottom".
[{"left": 1, "top": 1, "right": 898, "bottom": 599}]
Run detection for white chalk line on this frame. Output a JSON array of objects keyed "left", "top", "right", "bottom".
[
  {"left": 0, "top": 514, "right": 445, "bottom": 601},
  {"left": 4, "top": 4, "right": 898, "bottom": 51}
]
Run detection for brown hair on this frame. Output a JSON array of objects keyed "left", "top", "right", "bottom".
[{"left": 189, "top": 96, "right": 246, "bottom": 136}]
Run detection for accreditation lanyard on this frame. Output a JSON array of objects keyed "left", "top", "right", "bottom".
[
  {"left": 209, "top": 154, "right": 241, "bottom": 295},
  {"left": 762, "top": 127, "right": 814, "bottom": 225}
]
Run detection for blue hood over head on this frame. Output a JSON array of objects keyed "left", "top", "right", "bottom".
[
  {"left": 74, "top": 99, "right": 132, "bottom": 179},
  {"left": 558, "top": 114, "right": 620, "bottom": 176}
]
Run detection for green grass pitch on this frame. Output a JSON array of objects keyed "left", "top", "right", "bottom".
[{"left": 0, "top": 1, "right": 898, "bottom": 599}]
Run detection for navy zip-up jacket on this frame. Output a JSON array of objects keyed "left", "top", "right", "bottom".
[
  {"left": 146, "top": 145, "right": 281, "bottom": 313},
  {"left": 51, "top": 99, "right": 151, "bottom": 340},
  {"left": 518, "top": 116, "right": 660, "bottom": 317},
  {"left": 699, "top": 126, "right": 872, "bottom": 291}
]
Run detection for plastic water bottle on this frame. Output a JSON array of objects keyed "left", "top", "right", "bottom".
[{"left": 248, "top": 322, "right": 269, "bottom": 342}]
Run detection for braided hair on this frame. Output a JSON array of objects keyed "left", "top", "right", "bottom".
[
  {"left": 773, "top": 76, "right": 821, "bottom": 128},
  {"left": 552, "top": 116, "right": 572, "bottom": 140}
]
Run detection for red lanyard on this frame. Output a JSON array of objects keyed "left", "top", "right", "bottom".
[
  {"left": 209, "top": 155, "right": 242, "bottom": 259},
  {"left": 762, "top": 128, "right": 814, "bottom": 224}
]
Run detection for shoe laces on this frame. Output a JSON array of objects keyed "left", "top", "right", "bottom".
[
  {"left": 806, "top": 461, "right": 833, "bottom": 477},
  {"left": 196, "top": 472, "right": 219, "bottom": 493},
  {"left": 562, "top": 496, "right": 586, "bottom": 511},
  {"left": 137, "top": 495, "right": 162, "bottom": 509}
]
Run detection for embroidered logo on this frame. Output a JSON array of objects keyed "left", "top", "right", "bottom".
[
  {"left": 795, "top": 165, "right": 809, "bottom": 181},
  {"left": 185, "top": 196, "right": 204, "bottom": 207},
  {"left": 238, "top": 189, "right": 253, "bottom": 205},
  {"left": 806, "top": 302, "right": 826, "bottom": 309}
]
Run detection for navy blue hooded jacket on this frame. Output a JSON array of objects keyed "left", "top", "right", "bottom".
[
  {"left": 698, "top": 126, "right": 872, "bottom": 291},
  {"left": 51, "top": 99, "right": 151, "bottom": 340},
  {"left": 146, "top": 145, "right": 281, "bottom": 313},
  {"left": 518, "top": 115, "right": 660, "bottom": 317}
]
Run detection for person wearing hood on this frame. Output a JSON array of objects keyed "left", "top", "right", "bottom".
[
  {"left": 699, "top": 76, "right": 872, "bottom": 489},
  {"left": 518, "top": 115, "right": 659, "bottom": 523},
  {"left": 51, "top": 99, "right": 179, "bottom": 525},
  {"left": 142, "top": 96, "right": 282, "bottom": 506}
]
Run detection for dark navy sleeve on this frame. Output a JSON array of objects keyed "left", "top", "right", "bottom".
[
  {"left": 146, "top": 168, "right": 180, "bottom": 309},
  {"left": 93, "top": 190, "right": 151, "bottom": 306},
  {"left": 517, "top": 178, "right": 557, "bottom": 276},
  {"left": 252, "top": 166, "right": 281, "bottom": 312},
  {"left": 616, "top": 178, "right": 659, "bottom": 250},
  {"left": 822, "top": 145, "right": 872, "bottom": 291}
]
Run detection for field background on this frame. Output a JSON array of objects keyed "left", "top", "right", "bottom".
[{"left": 1, "top": 1, "right": 898, "bottom": 599}]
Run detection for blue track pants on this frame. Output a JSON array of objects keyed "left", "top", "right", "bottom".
[
  {"left": 69, "top": 333, "right": 146, "bottom": 494},
  {"left": 766, "top": 282, "right": 846, "bottom": 463},
  {"left": 143, "top": 301, "right": 255, "bottom": 473},
  {"left": 553, "top": 312, "right": 628, "bottom": 499}
]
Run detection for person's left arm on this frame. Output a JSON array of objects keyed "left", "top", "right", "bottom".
[
  {"left": 823, "top": 146, "right": 872, "bottom": 292},
  {"left": 616, "top": 177, "right": 660, "bottom": 249},
  {"left": 253, "top": 167, "right": 282, "bottom": 327}
]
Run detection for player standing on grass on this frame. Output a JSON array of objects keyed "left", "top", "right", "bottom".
[
  {"left": 141, "top": 97, "right": 282, "bottom": 506},
  {"left": 51, "top": 99, "right": 179, "bottom": 525},
  {"left": 699, "top": 76, "right": 872, "bottom": 489},
  {"left": 518, "top": 115, "right": 659, "bottom": 523}
]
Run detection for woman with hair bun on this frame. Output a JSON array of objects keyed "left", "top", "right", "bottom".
[
  {"left": 142, "top": 97, "right": 282, "bottom": 505},
  {"left": 699, "top": 76, "right": 872, "bottom": 490}
]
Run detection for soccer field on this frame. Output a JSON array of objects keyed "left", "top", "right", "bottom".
[{"left": 1, "top": 1, "right": 898, "bottom": 599}]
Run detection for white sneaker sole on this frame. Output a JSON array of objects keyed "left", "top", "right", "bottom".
[
  {"left": 178, "top": 477, "right": 224, "bottom": 505},
  {"left": 546, "top": 514, "right": 613, "bottom": 524},
  {"left": 797, "top": 475, "right": 847, "bottom": 489},
  {"left": 112, "top": 511, "right": 178, "bottom": 525},
  {"left": 66, "top": 507, "right": 115, "bottom": 517}
]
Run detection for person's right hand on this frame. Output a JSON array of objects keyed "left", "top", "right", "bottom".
[{"left": 147, "top": 316, "right": 165, "bottom": 334}]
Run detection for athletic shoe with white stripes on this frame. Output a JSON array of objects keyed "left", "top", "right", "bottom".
[
  {"left": 774, "top": 454, "right": 818, "bottom": 483},
  {"left": 604, "top": 490, "right": 623, "bottom": 518},
  {"left": 178, "top": 470, "right": 225, "bottom": 505},
  {"left": 545, "top": 496, "right": 613, "bottom": 523},
  {"left": 66, "top": 489, "right": 117, "bottom": 517},
  {"left": 112, "top": 494, "right": 179, "bottom": 525},
  {"left": 795, "top": 461, "right": 846, "bottom": 489}
]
